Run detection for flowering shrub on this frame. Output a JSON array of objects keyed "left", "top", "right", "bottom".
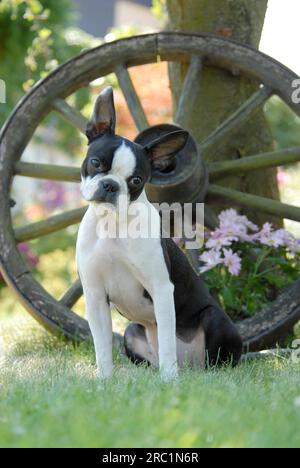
[{"left": 200, "top": 209, "right": 300, "bottom": 320}]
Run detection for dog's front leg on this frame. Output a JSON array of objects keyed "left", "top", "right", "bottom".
[
  {"left": 84, "top": 287, "right": 113, "bottom": 378},
  {"left": 152, "top": 283, "right": 178, "bottom": 381}
]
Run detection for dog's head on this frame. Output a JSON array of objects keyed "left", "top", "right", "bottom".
[{"left": 81, "top": 87, "right": 188, "bottom": 207}]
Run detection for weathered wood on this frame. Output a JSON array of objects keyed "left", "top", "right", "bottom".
[
  {"left": 60, "top": 279, "right": 83, "bottom": 308},
  {"left": 241, "top": 349, "right": 291, "bottom": 361},
  {"left": 0, "top": 34, "right": 158, "bottom": 342},
  {"left": 52, "top": 99, "right": 88, "bottom": 134},
  {"left": 14, "top": 161, "right": 81, "bottom": 182},
  {"left": 204, "top": 205, "right": 219, "bottom": 229},
  {"left": 237, "top": 277, "right": 300, "bottom": 351},
  {"left": 208, "top": 184, "right": 300, "bottom": 222},
  {"left": 15, "top": 145, "right": 300, "bottom": 185},
  {"left": 157, "top": 33, "right": 300, "bottom": 115},
  {"left": 14, "top": 207, "right": 87, "bottom": 243},
  {"left": 1, "top": 33, "right": 300, "bottom": 345},
  {"left": 175, "top": 55, "right": 203, "bottom": 128},
  {"left": 209, "top": 146, "right": 300, "bottom": 180},
  {"left": 115, "top": 64, "right": 149, "bottom": 131},
  {"left": 200, "top": 85, "right": 273, "bottom": 152},
  {"left": 166, "top": 0, "right": 277, "bottom": 227}
]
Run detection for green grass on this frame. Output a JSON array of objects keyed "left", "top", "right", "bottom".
[{"left": 1, "top": 312, "right": 300, "bottom": 448}]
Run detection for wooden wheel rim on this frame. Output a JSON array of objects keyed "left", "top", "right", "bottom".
[{"left": 1, "top": 32, "right": 300, "bottom": 348}]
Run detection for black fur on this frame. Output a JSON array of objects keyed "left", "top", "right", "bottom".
[
  {"left": 124, "top": 323, "right": 151, "bottom": 366},
  {"left": 143, "top": 288, "right": 153, "bottom": 303},
  {"left": 160, "top": 238, "right": 242, "bottom": 366}
]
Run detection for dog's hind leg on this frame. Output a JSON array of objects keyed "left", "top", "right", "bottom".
[
  {"left": 201, "top": 306, "right": 243, "bottom": 367},
  {"left": 124, "top": 323, "right": 158, "bottom": 367}
]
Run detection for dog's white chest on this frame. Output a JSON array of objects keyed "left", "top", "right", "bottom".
[
  {"left": 104, "top": 259, "right": 155, "bottom": 325},
  {"left": 77, "top": 209, "right": 158, "bottom": 326}
]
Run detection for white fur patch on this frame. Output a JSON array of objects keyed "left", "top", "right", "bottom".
[
  {"left": 81, "top": 143, "right": 136, "bottom": 202},
  {"left": 81, "top": 174, "right": 103, "bottom": 201},
  {"left": 111, "top": 142, "right": 136, "bottom": 179},
  {"left": 77, "top": 195, "right": 178, "bottom": 379}
]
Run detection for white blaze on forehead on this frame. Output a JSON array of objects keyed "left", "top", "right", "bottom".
[{"left": 111, "top": 142, "right": 136, "bottom": 179}]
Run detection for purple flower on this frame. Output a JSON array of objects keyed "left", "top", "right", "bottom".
[
  {"left": 206, "top": 229, "right": 238, "bottom": 249},
  {"left": 219, "top": 209, "right": 258, "bottom": 235},
  {"left": 18, "top": 243, "right": 39, "bottom": 269},
  {"left": 205, "top": 208, "right": 259, "bottom": 248},
  {"left": 277, "top": 168, "right": 289, "bottom": 186},
  {"left": 256, "top": 223, "right": 293, "bottom": 248},
  {"left": 40, "top": 181, "right": 66, "bottom": 211},
  {"left": 223, "top": 248, "right": 242, "bottom": 276},
  {"left": 199, "top": 249, "right": 223, "bottom": 273},
  {"left": 286, "top": 236, "right": 300, "bottom": 255},
  {"left": 200, "top": 207, "right": 300, "bottom": 278}
]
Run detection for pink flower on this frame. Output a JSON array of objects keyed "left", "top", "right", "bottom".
[
  {"left": 256, "top": 223, "right": 292, "bottom": 248},
  {"left": 287, "top": 237, "right": 300, "bottom": 255},
  {"left": 201, "top": 208, "right": 299, "bottom": 277},
  {"left": 206, "top": 229, "right": 238, "bottom": 249},
  {"left": 199, "top": 249, "right": 223, "bottom": 273},
  {"left": 18, "top": 243, "right": 39, "bottom": 269},
  {"left": 272, "top": 229, "right": 293, "bottom": 246},
  {"left": 223, "top": 248, "right": 242, "bottom": 276},
  {"left": 277, "top": 168, "right": 289, "bottom": 186},
  {"left": 218, "top": 208, "right": 258, "bottom": 240},
  {"left": 40, "top": 181, "right": 66, "bottom": 211},
  {"left": 219, "top": 208, "right": 258, "bottom": 231}
]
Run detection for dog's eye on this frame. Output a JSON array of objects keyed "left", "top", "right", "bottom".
[
  {"left": 90, "top": 158, "right": 101, "bottom": 168},
  {"left": 130, "top": 176, "right": 142, "bottom": 186}
]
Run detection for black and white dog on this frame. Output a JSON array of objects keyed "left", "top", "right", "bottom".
[{"left": 77, "top": 87, "right": 242, "bottom": 380}]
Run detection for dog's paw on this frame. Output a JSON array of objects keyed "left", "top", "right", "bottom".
[
  {"left": 96, "top": 365, "right": 113, "bottom": 380},
  {"left": 160, "top": 365, "right": 178, "bottom": 382}
]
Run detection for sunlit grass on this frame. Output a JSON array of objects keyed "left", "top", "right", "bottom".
[
  {"left": 0, "top": 311, "right": 300, "bottom": 448},
  {"left": 1, "top": 150, "right": 300, "bottom": 447}
]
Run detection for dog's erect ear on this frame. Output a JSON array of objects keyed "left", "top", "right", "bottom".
[
  {"left": 86, "top": 86, "right": 116, "bottom": 143},
  {"left": 144, "top": 130, "right": 189, "bottom": 171}
]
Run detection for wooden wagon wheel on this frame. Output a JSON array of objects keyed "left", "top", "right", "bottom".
[{"left": 1, "top": 32, "right": 300, "bottom": 351}]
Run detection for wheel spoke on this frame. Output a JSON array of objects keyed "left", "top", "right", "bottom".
[
  {"left": 200, "top": 85, "right": 273, "bottom": 152},
  {"left": 52, "top": 99, "right": 88, "bottom": 134},
  {"left": 15, "top": 207, "right": 87, "bottom": 243},
  {"left": 115, "top": 64, "right": 149, "bottom": 132},
  {"left": 209, "top": 146, "right": 300, "bottom": 181},
  {"left": 14, "top": 161, "right": 81, "bottom": 182},
  {"left": 175, "top": 56, "right": 203, "bottom": 128},
  {"left": 60, "top": 279, "right": 83, "bottom": 308},
  {"left": 204, "top": 205, "right": 219, "bottom": 229},
  {"left": 208, "top": 184, "right": 300, "bottom": 222}
]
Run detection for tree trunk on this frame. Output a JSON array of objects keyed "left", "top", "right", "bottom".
[{"left": 166, "top": 0, "right": 280, "bottom": 226}]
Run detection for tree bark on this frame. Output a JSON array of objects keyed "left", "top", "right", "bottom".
[{"left": 166, "top": 0, "right": 280, "bottom": 225}]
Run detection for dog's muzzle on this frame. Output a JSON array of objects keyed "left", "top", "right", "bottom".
[{"left": 91, "top": 178, "right": 120, "bottom": 204}]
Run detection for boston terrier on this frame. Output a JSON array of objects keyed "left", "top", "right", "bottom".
[{"left": 77, "top": 87, "right": 242, "bottom": 380}]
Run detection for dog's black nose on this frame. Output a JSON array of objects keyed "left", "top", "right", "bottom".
[{"left": 101, "top": 179, "right": 119, "bottom": 193}]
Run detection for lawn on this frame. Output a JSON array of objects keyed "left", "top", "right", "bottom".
[{"left": 1, "top": 310, "right": 300, "bottom": 448}]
